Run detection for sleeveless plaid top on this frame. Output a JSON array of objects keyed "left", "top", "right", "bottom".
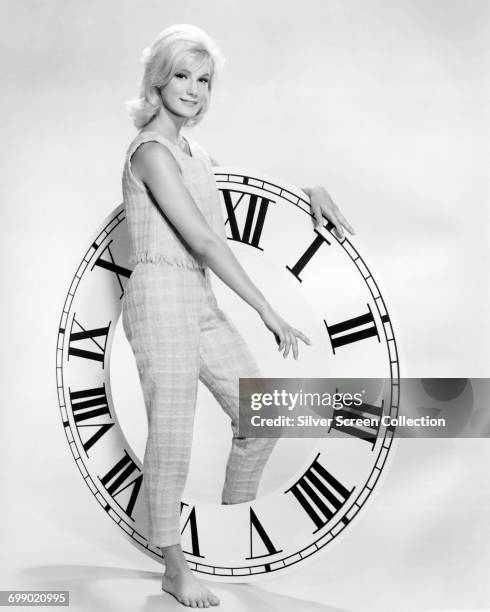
[{"left": 122, "top": 130, "right": 227, "bottom": 269}]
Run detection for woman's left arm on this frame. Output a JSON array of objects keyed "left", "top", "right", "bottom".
[{"left": 302, "top": 185, "right": 355, "bottom": 240}]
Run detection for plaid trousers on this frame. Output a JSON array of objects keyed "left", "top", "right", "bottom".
[{"left": 121, "top": 262, "right": 277, "bottom": 547}]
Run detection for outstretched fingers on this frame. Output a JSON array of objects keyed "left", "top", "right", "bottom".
[
  {"left": 278, "top": 328, "right": 312, "bottom": 359},
  {"left": 294, "top": 329, "right": 312, "bottom": 346}
]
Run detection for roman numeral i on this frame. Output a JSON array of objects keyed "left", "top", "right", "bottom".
[{"left": 286, "top": 231, "right": 331, "bottom": 282}]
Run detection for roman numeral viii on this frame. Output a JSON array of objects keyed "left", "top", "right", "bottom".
[
  {"left": 286, "top": 454, "right": 353, "bottom": 532},
  {"left": 221, "top": 189, "right": 273, "bottom": 250},
  {"left": 69, "top": 385, "right": 114, "bottom": 454}
]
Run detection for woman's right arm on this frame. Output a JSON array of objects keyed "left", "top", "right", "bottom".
[{"left": 131, "top": 142, "right": 311, "bottom": 358}]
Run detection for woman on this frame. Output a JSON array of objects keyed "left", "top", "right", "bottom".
[{"left": 121, "top": 24, "right": 354, "bottom": 608}]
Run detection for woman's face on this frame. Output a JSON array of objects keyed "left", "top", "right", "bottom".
[{"left": 160, "top": 55, "right": 211, "bottom": 120}]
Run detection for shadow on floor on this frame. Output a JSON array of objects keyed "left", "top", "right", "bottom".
[{"left": 18, "top": 565, "right": 349, "bottom": 612}]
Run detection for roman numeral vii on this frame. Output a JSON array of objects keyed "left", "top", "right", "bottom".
[{"left": 99, "top": 451, "right": 142, "bottom": 520}]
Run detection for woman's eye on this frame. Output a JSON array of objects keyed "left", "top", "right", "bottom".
[
  {"left": 199, "top": 78, "right": 209, "bottom": 84},
  {"left": 175, "top": 73, "right": 187, "bottom": 79}
]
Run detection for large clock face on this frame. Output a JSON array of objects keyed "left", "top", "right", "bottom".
[{"left": 56, "top": 167, "right": 400, "bottom": 583}]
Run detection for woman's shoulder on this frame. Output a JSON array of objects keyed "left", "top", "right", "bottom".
[
  {"left": 184, "top": 135, "right": 214, "bottom": 166},
  {"left": 126, "top": 130, "right": 181, "bottom": 156},
  {"left": 126, "top": 130, "right": 185, "bottom": 164},
  {"left": 124, "top": 130, "right": 184, "bottom": 179}
]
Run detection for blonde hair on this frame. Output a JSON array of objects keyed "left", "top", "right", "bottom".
[{"left": 126, "top": 24, "right": 225, "bottom": 129}]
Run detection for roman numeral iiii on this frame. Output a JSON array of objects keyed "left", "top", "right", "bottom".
[{"left": 286, "top": 453, "right": 353, "bottom": 532}]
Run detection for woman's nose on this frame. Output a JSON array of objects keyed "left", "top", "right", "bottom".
[{"left": 186, "top": 79, "right": 198, "bottom": 95}]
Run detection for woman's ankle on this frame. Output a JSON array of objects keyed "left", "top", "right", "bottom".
[
  {"left": 161, "top": 545, "right": 191, "bottom": 576},
  {"left": 163, "top": 562, "right": 191, "bottom": 578}
]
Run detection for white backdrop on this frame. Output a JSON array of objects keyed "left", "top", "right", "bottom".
[{"left": 1, "top": 1, "right": 489, "bottom": 611}]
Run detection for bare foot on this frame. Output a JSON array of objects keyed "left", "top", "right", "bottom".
[{"left": 161, "top": 567, "right": 220, "bottom": 608}]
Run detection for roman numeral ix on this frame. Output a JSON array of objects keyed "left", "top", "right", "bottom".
[{"left": 66, "top": 316, "right": 111, "bottom": 367}]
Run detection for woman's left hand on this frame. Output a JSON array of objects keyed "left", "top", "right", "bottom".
[{"left": 303, "top": 185, "right": 355, "bottom": 240}]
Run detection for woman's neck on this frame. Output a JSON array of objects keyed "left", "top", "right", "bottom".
[{"left": 143, "top": 112, "right": 185, "bottom": 145}]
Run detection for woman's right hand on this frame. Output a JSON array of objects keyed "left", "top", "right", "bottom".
[{"left": 259, "top": 304, "right": 312, "bottom": 359}]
